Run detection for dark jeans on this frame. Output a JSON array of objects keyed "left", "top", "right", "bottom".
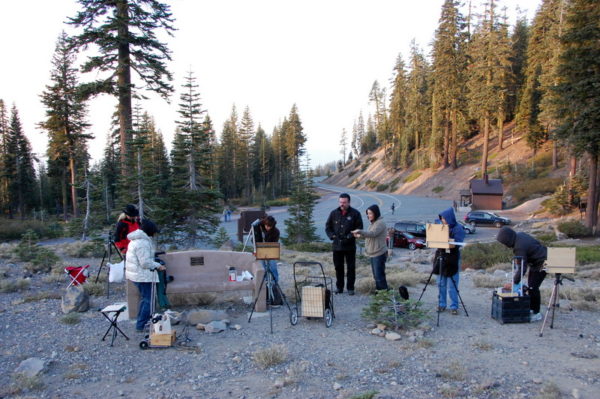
[
  {"left": 528, "top": 269, "right": 547, "bottom": 313},
  {"left": 370, "top": 252, "right": 388, "bottom": 290},
  {"left": 134, "top": 282, "right": 152, "bottom": 331},
  {"left": 333, "top": 250, "right": 356, "bottom": 292}
]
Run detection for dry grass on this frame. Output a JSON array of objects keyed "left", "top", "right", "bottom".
[
  {"left": 472, "top": 340, "right": 494, "bottom": 351},
  {"left": 83, "top": 282, "right": 105, "bottom": 297},
  {"left": 0, "top": 243, "right": 16, "bottom": 259},
  {"left": 535, "top": 381, "right": 562, "bottom": 399},
  {"left": 539, "top": 285, "right": 600, "bottom": 311},
  {"left": 355, "top": 268, "right": 428, "bottom": 294},
  {"left": 415, "top": 339, "right": 435, "bottom": 349},
  {"left": 60, "top": 313, "right": 81, "bottom": 325},
  {"left": 58, "top": 240, "right": 105, "bottom": 258},
  {"left": 472, "top": 274, "right": 504, "bottom": 289},
  {"left": 23, "top": 291, "right": 62, "bottom": 302},
  {"left": 253, "top": 344, "right": 288, "bottom": 369},
  {"left": 0, "top": 279, "right": 30, "bottom": 293},
  {"left": 438, "top": 361, "right": 466, "bottom": 381},
  {"left": 6, "top": 374, "right": 45, "bottom": 395},
  {"left": 170, "top": 293, "right": 216, "bottom": 306}
]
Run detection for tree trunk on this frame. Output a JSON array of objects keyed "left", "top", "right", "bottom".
[
  {"left": 497, "top": 110, "right": 504, "bottom": 151},
  {"left": 117, "top": 0, "right": 133, "bottom": 181},
  {"left": 552, "top": 140, "right": 558, "bottom": 169},
  {"left": 567, "top": 154, "right": 577, "bottom": 205},
  {"left": 137, "top": 148, "right": 144, "bottom": 220},
  {"left": 61, "top": 168, "right": 68, "bottom": 221},
  {"left": 69, "top": 156, "right": 78, "bottom": 217},
  {"left": 585, "top": 152, "right": 598, "bottom": 232},
  {"left": 82, "top": 171, "right": 91, "bottom": 241},
  {"left": 450, "top": 105, "right": 458, "bottom": 170},
  {"left": 481, "top": 116, "right": 490, "bottom": 178},
  {"left": 443, "top": 111, "right": 450, "bottom": 168}
]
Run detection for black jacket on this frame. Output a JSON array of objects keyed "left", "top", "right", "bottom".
[
  {"left": 325, "top": 206, "right": 363, "bottom": 251},
  {"left": 497, "top": 226, "right": 547, "bottom": 284},
  {"left": 254, "top": 225, "right": 280, "bottom": 243}
]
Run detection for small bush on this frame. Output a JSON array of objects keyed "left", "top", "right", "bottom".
[
  {"left": 350, "top": 391, "right": 379, "bottom": 399},
  {"left": 348, "top": 170, "right": 358, "bottom": 178},
  {"left": 83, "top": 282, "right": 105, "bottom": 296},
  {"left": 404, "top": 171, "right": 422, "bottom": 183},
  {"left": 265, "top": 197, "right": 291, "bottom": 207},
  {"left": 376, "top": 183, "right": 389, "bottom": 192},
  {"left": 23, "top": 291, "right": 62, "bottom": 302},
  {"left": 0, "top": 219, "right": 63, "bottom": 241},
  {"left": 574, "top": 245, "right": 600, "bottom": 264},
  {"left": 461, "top": 242, "right": 512, "bottom": 270},
  {"left": 438, "top": 360, "right": 466, "bottom": 381},
  {"left": 390, "top": 177, "right": 401, "bottom": 187},
  {"left": 62, "top": 240, "right": 105, "bottom": 258},
  {"left": 365, "top": 180, "right": 379, "bottom": 189},
  {"left": 10, "top": 374, "right": 45, "bottom": 394},
  {"left": 0, "top": 279, "right": 30, "bottom": 293},
  {"left": 253, "top": 344, "right": 288, "bottom": 369},
  {"left": 535, "top": 381, "right": 562, "bottom": 399},
  {"left": 212, "top": 227, "right": 231, "bottom": 248},
  {"left": 285, "top": 242, "right": 330, "bottom": 252},
  {"left": 557, "top": 220, "right": 591, "bottom": 238},
  {"left": 510, "top": 177, "right": 563, "bottom": 203},
  {"left": 61, "top": 313, "right": 81, "bottom": 325},
  {"left": 26, "top": 247, "right": 60, "bottom": 273},
  {"left": 362, "top": 290, "right": 428, "bottom": 329},
  {"left": 13, "top": 230, "right": 41, "bottom": 262},
  {"left": 432, "top": 186, "right": 444, "bottom": 193},
  {"left": 534, "top": 232, "right": 557, "bottom": 246},
  {"left": 472, "top": 274, "right": 504, "bottom": 288}
]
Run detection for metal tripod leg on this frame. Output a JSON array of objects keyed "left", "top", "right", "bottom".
[{"left": 540, "top": 275, "right": 560, "bottom": 337}]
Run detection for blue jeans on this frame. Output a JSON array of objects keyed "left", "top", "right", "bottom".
[
  {"left": 438, "top": 272, "right": 460, "bottom": 309},
  {"left": 262, "top": 260, "right": 279, "bottom": 282},
  {"left": 134, "top": 282, "right": 152, "bottom": 331},
  {"left": 370, "top": 252, "right": 388, "bottom": 290}
]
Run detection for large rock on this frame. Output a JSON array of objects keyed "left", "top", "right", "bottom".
[
  {"left": 205, "top": 320, "right": 228, "bottom": 333},
  {"left": 61, "top": 285, "right": 89, "bottom": 314},
  {"left": 14, "top": 357, "right": 45, "bottom": 377},
  {"left": 183, "top": 309, "right": 228, "bottom": 325}
]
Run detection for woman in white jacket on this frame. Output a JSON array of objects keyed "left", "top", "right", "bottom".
[{"left": 125, "top": 220, "right": 164, "bottom": 332}]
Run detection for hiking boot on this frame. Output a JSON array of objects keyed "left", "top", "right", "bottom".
[
  {"left": 451, "top": 309, "right": 458, "bottom": 315},
  {"left": 437, "top": 306, "right": 446, "bottom": 312},
  {"left": 530, "top": 312, "right": 543, "bottom": 322},
  {"left": 348, "top": 290, "right": 355, "bottom": 296},
  {"left": 335, "top": 289, "right": 343, "bottom": 294}
]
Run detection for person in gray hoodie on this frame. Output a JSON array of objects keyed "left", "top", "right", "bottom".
[
  {"left": 352, "top": 204, "right": 388, "bottom": 290},
  {"left": 496, "top": 226, "right": 547, "bottom": 321}
]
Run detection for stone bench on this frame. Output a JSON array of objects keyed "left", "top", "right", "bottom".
[{"left": 127, "top": 250, "right": 266, "bottom": 318}]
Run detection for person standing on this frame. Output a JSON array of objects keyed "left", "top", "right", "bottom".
[
  {"left": 114, "top": 204, "right": 140, "bottom": 255},
  {"left": 352, "top": 204, "right": 388, "bottom": 291},
  {"left": 390, "top": 202, "right": 395, "bottom": 215},
  {"left": 325, "top": 193, "right": 363, "bottom": 295},
  {"left": 254, "top": 216, "right": 280, "bottom": 282},
  {"left": 496, "top": 226, "right": 548, "bottom": 321},
  {"left": 125, "top": 219, "right": 165, "bottom": 332},
  {"left": 434, "top": 207, "right": 465, "bottom": 315}
]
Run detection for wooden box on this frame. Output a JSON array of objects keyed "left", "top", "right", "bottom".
[
  {"left": 426, "top": 223, "right": 451, "bottom": 249},
  {"left": 150, "top": 330, "right": 176, "bottom": 347},
  {"left": 546, "top": 247, "right": 576, "bottom": 274},
  {"left": 255, "top": 242, "right": 280, "bottom": 260},
  {"left": 301, "top": 286, "right": 325, "bottom": 317}
]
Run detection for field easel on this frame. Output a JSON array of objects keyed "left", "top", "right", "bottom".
[
  {"left": 419, "top": 223, "right": 468, "bottom": 326},
  {"left": 540, "top": 247, "right": 576, "bottom": 337}
]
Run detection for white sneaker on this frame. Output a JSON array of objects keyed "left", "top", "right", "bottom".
[{"left": 530, "top": 312, "right": 543, "bottom": 322}]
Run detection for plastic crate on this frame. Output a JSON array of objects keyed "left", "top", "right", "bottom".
[{"left": 491, "top": 291, "right": 530, "bottom": 324}]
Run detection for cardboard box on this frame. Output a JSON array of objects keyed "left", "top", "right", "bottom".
[
  {"left": 150, "top": 330, "right": 176, "bottom": 347},
  {"left": 255, "top": 243, "right": 280, "bottom": 260}
]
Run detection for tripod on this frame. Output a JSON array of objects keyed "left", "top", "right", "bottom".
[
  {"left": 248, "top": 263, "right": 293, "bottom": 334},
  {"left": 94, "top": 233, "right": 124, "bottom": 298},
  {"left": 418, "top": 251, "right": 468, "bottom": 326},
  {"left": 539, "top": 273, "right": 574, "bottom": 337}
]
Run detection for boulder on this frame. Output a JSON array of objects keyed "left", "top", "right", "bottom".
[
  {"left": 61, "top": 285, "right": 89, "bottom": 314},
  {"left": 14, "top": 357, "right": 45, "bottom": 377},
  {"left": 205, "top": 320, "right": 228, "bottom": 333},
  {"left": 183, "top": 309, "right": 228, "bottom": 325},
  {"left": 385, "top": 332, "right": 402, "bottom": 341}
]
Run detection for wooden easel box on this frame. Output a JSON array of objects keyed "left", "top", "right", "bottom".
[
  {"left": 255, "top": 243, "right": 280, "bottom": 260},
  {"left": 301, "top": 286, "right": 325, "bottom": 318},
  {"left": 150, "top": 330, "right": 176, "bottom": 347},
  {"left": 546, "top": 247, "right": 576, "bottom": 274},
  {"left": 426, "top": 223, "right": 451, "bottom": 249}
]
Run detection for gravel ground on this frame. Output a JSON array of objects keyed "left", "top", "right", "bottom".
[{"left": 1, "top": 246, "right": 600, "bottom": 399}]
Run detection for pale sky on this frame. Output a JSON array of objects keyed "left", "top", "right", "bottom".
[{"left": 0, "top": 0, "right": 540, "bottom": 167}]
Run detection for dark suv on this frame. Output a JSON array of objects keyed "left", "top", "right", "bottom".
[
  {"left": 393, "top": 221, "right": 426, "bottom": 238},
  {"left": 464, "top": 211, "right": 511, "bottom": 227}
]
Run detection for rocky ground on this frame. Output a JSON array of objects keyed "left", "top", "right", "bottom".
[{"left": 1, "top": 240, "right": 600, "bottom": 399}]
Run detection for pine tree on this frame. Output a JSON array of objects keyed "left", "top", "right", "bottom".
[
  {"left": 508, "top": 13, "right": 529, "bottom": 120},
  {"left": 40, "top": 32, "right": 91, "bottom": 219},
  {"left": 553, "top": 0, "right": 600, "bottom": 230},
  {"left": 238, "top": 107, "right": 255, "bottom": 197},
  {"left": 68, "top": 0, "right": 175, "bottom": 180},
  {"left": 339, "top": 128, "right": 348, "bottom": 165},
  {"left": 388, "top": 54, "right": 409, "bottom": 168},
  {"left": 283, "top": 156, "right": 319, "bottom": 244},
  {"left": 0, "top": 100, "right": 9, "bottom": 216},
  {"left": 405, "top": 42, "right": 431, "bottom": 169}
]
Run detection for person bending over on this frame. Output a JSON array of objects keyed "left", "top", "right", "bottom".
[
  {"left": 254, "top": 215, "right": 280, "bottom": 282},
  {"left": 496, "top": 226, "right": 547, "bottom": 322},
  {"left": 352, "top": 204, "right": 388, "bottom": 291}
]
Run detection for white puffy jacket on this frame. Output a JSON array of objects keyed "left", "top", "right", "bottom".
[{"left": 125, "top": 229, "right": 160, "bottom": 283}]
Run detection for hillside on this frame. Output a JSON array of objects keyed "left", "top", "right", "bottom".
[{"left": 324, "top": 122, "right": 568, "bottom": 207}]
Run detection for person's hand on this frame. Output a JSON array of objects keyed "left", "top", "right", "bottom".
[
  {"left": 503, "top": 283, "right": 511, "bottom": 290},
  {"left": 157, "top": 265, "right": 166, "bottom": 271}
]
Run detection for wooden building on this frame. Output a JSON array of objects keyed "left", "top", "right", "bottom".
[{"left": 470, "top": 177, "right": 503, "bottom": 210}]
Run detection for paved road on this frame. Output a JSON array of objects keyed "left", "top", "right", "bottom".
[{"left": 219, "top": 181, "right": 454, "bottom": 244}]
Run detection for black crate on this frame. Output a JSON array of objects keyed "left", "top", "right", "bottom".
[{"left": 491, "top": 292, "right": 530, "bottom": 324}]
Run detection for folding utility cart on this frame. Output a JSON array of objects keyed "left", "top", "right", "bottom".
[{"left": 290, "top": 261, "right": 335, "bottom": 327}]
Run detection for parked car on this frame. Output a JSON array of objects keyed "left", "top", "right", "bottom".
[
  {"left": 464, "top": 211, "right": 511, "bottom": 227},
  {"left": 393, "top": 221, "right": 426, "bottom": 238},
  {"left": 388, "top": 231, "right": 426, "bottom": 250},
  {"left": 458, "top": 220, "right": 476, "bottom": 234}
]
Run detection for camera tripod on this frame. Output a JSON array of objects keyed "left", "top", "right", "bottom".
[
  {"left": 418, "top": 252, "right": 468, "bottom": 326},
  {"left": 248, "top": 262, "right": 293, "bottom": 334},
  {"left": 539, "top": 272, "right": 574, "bottom": 337},
  {"left": 94, "top": 233, "right": 124, "bottom": 298}
]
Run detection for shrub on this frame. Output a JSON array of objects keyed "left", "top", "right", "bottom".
[
  {"left": 83, "top": 282, "right": 105, "bottom": 296},
  {"left": 0, "top": 219, "right": 63, "bottom": 241},
  {"left": 557, "top": 220, "right": 591, "bottom": 238},
  {"left": 25, "top": 247, "right": 60, "bottom": 274},
  {"left": 348, "top": 170, "right": 358, "bottom": 178},
  {"left": 253, "top": 344, "right": 288, "bottom": 369},
  {"left": 365, "top": 180, "right": 379, "bottom": 189},
  {"left": 62, "top": 240, "right": 105, "bottom": 258},
  {"left": 212, "top": 227, "right": 231, "bottom": 248},
  {"left": 432, "top": 186, "right": 444, "bottom": 193},
  {"left": 265, "top": 197, "right": 291, "bottom": 207},
  {"left": 404, "top": 171, "right": 422, "bottom": 183},
  {"left": 376, "top": 183, "right": 389, "bottom": 192},
  {"left": 285, "top": 242, "right": 329, "bottom": 252},
  {"left": 574, "top": 245, "right": 600, "bottom": 264},
  {"left": 461, "top": 242, "right": 512, "bottom": 270},
  {"left": 534, "top": 232, "right": 557, "bottom": 246},
  {"left": 13, "top": 230, "right": 40, "bottom": 262},
  {"left": 390, "top": 177, "right": 401, "bottom": 187},
  {"left": 510, "top": 177, "right": 563, "bottom": 203},
  {"left": 361, "top": 290, "right": 428, "bottom": 329},
  {"left": 472, "top": 274, "right": 503, "bottom": 288},
  {"left": 0, "top": 279, "right": 30, "bottom": 293},
  {"left": 61, "top": 313, "right": 81, "bottom": 325}
]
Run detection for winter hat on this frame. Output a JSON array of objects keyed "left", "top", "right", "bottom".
[
  {"left": 123, "top": 204, "right": 139, "bottom": 217},
  {"left": 141, "top": 219, "right": 159, "bottom": 237},
  {"left": 366, "top": 204, "right": 381, "bottom": 220},
  {"left": 497, "top": 226, "right": 516, "bottom": 248}
]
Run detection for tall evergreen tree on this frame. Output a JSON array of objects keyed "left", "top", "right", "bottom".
[
  {"left": 68, "top": 0, "right": 175, "bottom": 181},
  {"left": 388, "top": 54, "right": 409, "bottom": 168},
  {"left": 283, "top": 156, "right": 319, "bottom": 244},
  {"left": 508, "top": 13, "right": 529, "bottom": 120},
  {"left": 553, "top": 0, "right": 600, "bottom": 230},
  {"left": 0, "top": 100, "right": 9, "bottom": 216},
  {"left": 40, "top": 32, "right": 91, "bottom": 219}
]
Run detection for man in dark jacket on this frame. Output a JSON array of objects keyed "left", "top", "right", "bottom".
[
  {"left": 497, "top": 226, "right": 548, "bottom": 321},
  {"left": 325, "top": 193, "right": 363, "bottom": 295}
]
